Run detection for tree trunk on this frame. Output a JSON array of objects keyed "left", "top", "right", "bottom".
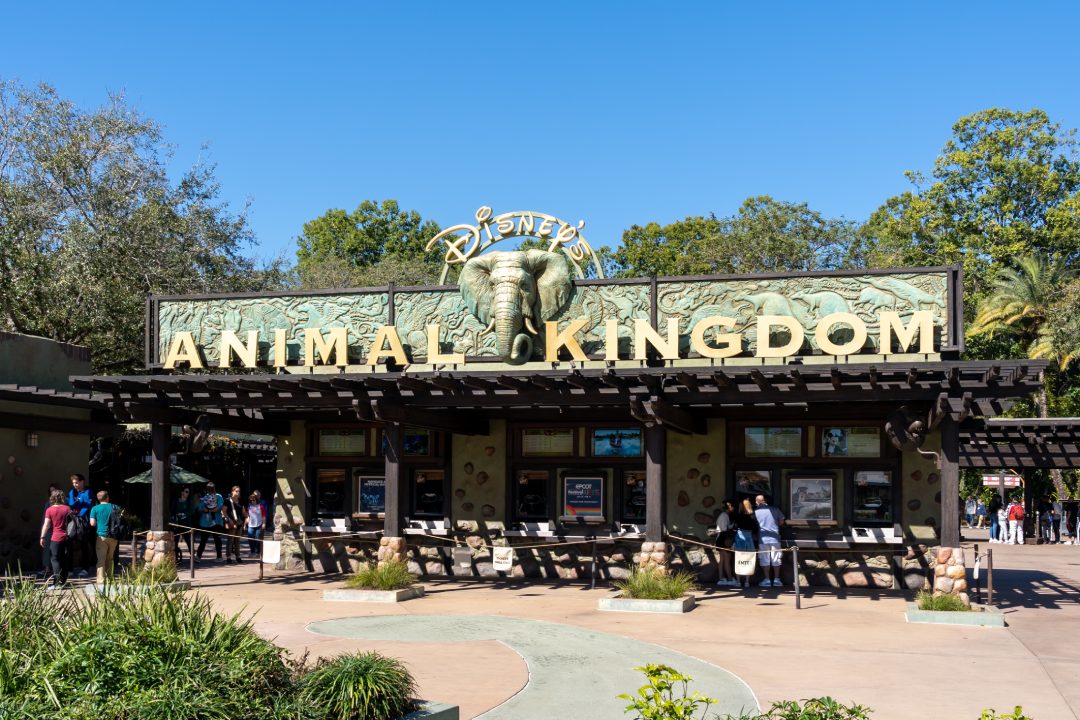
[{"left": 1036, "top": 380, "right": 1070, "bottom": 499}]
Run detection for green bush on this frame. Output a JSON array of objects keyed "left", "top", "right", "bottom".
[
  {"left": 0, "top": 580, "right": 419, "bottom": 720},
  {"left": 344, "top": 559, "right": 417, "bottom": 591},
  {"left": 755, "top": 697, "right": 873, "bottom": 719},
  {"left": 122, "top": 556, "right": 179, "bottom": 585},
  {"left": 916, "top": 590, "right": 970, "bottom": 612},
  {"left": 298, "top": 652, "right": 417, "bottom": 720},
  {"left": 615, "top": 566, "right": 697, "bottom": 600},
  {"left": 619, "top": 664, "right": 716, "bottom": 720},
  {"left": 980, "top": 708, "right": 1032, "bottom": 720}
]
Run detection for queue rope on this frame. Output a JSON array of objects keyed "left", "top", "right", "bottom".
[{"left": 410, "top": 531, "right": 604, "bottom": 552}]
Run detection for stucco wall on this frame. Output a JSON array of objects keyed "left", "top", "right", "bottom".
[
  {"left": 902, "top": 432, "right": 943, "bottom": 541},
  {"left": 0, "top": 427, "right": 89, "bottom": 571},
  {"left": 451, "top": 420, "right": 507, "bottom": 531},
  {"left": 0, "top": 332, "right": 90, "bottom": 388},
  {"left": 666, "top": 419, "right": 726, "bottom": 538},
  {"left": 274, "top": 421, "right": 308, "bottom": 530}
]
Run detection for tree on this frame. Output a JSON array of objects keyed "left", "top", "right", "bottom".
[
  {"left": 295, "top": 199, "right": 443, "bottom": 288},
  {"left": 611, "top": 196, "right": 859, "bottom": 278},
  {"left": 969, "top": 255, "right": 1076, "bottom": 498},
  {"left": 0, "top": 81, "right": 282, "bottom": 373},
  {"left": 861, "top": 109, "right": 1080, "bottom": 298}
]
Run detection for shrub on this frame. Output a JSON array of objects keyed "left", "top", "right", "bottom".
[
  {"left": 618, "top": 664, "right": 716, "bottom": 720},
  {"left": 916, "top": 590, "right": 970, "bottom": 612},
  {"left": 980, "top": 708, "right": 1032, "bottom": 720},
  {"left": 122, "top": 557, "right": 179, "bottom": 585},
  {"left": 344, "top": 559, "right": 417, "bottom": 591},
  {"left": 756, "top": 697, "right": 874, "bottom": 719},
  {"left": 298, "top": 652, "right": 418, "bottom": 720},
  {"left": 615, "top": 566, "right": 697, "bottom": 600}
]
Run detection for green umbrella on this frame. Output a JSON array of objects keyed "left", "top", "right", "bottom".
[{"left": 122, "top": 465, "right": 211, "bottom": 485}]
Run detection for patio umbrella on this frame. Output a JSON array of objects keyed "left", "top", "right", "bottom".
[{"left": 122, "top": 465, "right": 211, "bottom": 485}]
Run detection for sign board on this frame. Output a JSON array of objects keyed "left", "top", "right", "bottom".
[
  {"left": 492, "top": 546, "right": 514, "bottom": 572},
  {"left": 563, "top": 476, "right": 605, "bottom": 520},
  {"left": 982, "top": 474, "right": 1021, "bottom": 488},
  {"left": 355, "top": 474, "right": 385, "bottom": 514},
  {"left": 261, "top": 540, "right": 281, "bottom": 565}
]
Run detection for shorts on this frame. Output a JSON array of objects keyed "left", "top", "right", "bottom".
[{"left": 758, "top": 541, "right": 782, "bottom": 567}]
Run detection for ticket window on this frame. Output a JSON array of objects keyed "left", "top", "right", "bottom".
[
  {"left": 852, "top": 470, "right": 894, "bottom": 525},
  {"left": 514, "top": 469, "right": 551, "bottom": 521},
  {"left": 621, "top": 470, "right": 647, "bottom": 524},
  {"left": 314, "top": 468, "right": 348, "bottom": 519},
  {"left": 410, "top": 469, "right": 446, "bottom": 518}
]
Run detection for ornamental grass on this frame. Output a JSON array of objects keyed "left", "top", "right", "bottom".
[
  {"left": 614, "top": 566, "right": 698, "bottom": 600},
  {"left": 344, "top": 559, "right": 417, "bottom": 591},
  {"left": 121, "top": 556, "right": 179, "bottom": 585},
  {"left": 0, "top": 580, "right": 418, "bottom": 720},
  {"left": 916, "top": 590, "right": 971, "bottom": 612}
]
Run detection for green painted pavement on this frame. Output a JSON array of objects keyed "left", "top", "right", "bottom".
[{"left": 307, "top": 614, "right": 759, "bottom": 720}]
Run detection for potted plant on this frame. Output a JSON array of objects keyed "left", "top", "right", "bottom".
[
  {"left": 324, "top": 559, "right": 424, "bottom": 603},
  {"left": 598, "top": 566, "right": 697, "bottom": 613}
]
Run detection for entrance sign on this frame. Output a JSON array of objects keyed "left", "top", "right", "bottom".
[
  {"left": 982, "top": 474, "right": 1021, "bottom": 488},
  {"left": 563, "top": 476, "right": 605, "bottom": 519}
]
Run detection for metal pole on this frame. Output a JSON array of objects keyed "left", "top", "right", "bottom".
[
  {"left": 973, "top": 543, "right": 980, "bottom": 601},
  {"left": 590, "top": 540, "right": 597, "bottom": 590},
  {"left": 131, "top": 534, "right": 137, "bottom": 571},
  {"left": 258, "top": 531, "right": 264, "bottom": 582},
  {"left": 189, "top": 531, "right": 195, "bottom": 580},
  {"left": 986, "top": 548, "right": 994, "bottom": 606},
  {"left": 793, "top": 546, "right": 801, "bottom": 610}
]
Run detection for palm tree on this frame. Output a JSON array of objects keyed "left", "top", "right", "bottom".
[{"left": 968, "top": 254, "right": 1076, "bottom": 498}]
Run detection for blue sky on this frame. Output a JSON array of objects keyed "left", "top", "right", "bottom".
[{"left": 4, "top": 2, "right": 1079, "bottom": 262}]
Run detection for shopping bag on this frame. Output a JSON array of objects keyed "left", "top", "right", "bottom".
[{"left": 734, "top": 551, "right": 758, "bottom": 576}]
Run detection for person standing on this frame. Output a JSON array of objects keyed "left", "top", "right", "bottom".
[
  {"left": 988, "top": 494, "right": 1003, "bottom": 543},
  {"left": 733, "top": 498, "right": 759, "bottom": 589},
  {"left": 88, "top": 490, "right": 117, "bottom": 583},
  {"left": 1007, "top": 497, "right": 1025, "bottom": 545},
  {"left": 39, "top": 483, "right": 61, "bottom": 578},
  {"left": 222, "top": 485, "right": 245, "bottom": 564},
  {"left": 196, "top": 482, "right": 224, "bottom": 562},
  {"left": 39, "top": 489, "right": 71, "bottom": 587},
  {"left": 964, "top": 496, "right": 976, "bottom": 529},
  {"left": 713, "top": 500, "right": 737, "bottom": 586},
  {"left": 754, "top": 494, "right": 786, "bottom": 588},
  {"left": 172, "top": 487, "right": 197, "bottom": 562},
  {"left": 975, "top": 497, "right": 987, "bottom": 529},
  {"left": 245, "top": 492, "right": 265, "bottom": 558},
  {"left": 67, "top": 473, "right": 95, "bottom": 577}
]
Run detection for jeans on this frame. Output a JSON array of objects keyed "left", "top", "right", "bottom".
[
  {"left": 989, "top": 516, "right": 999, "bottom": 541},
  {"left": 197, "top": 525, "right": 223, "bottom": 558},
  {"left": 244, "top": 526, "right": 262, "bottom": 556},
  {"left": 49, "top": 538, "right": 70, "bottom": 584},
  {"left": 966, "top": 513, "right": 974, "bottom": 527}
]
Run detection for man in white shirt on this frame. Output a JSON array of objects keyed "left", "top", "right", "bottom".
[{"left": 754, "top": 495, "right": 785, "bottom": 587}]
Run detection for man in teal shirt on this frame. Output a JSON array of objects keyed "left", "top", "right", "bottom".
[{"left": 88, "top": 490, "right": 117, "bottom": 583}]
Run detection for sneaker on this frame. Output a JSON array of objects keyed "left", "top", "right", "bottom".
[
  {"left": 772, "top": 579, "right": 782, "bottom": 587},
  {"left": 759, "top": 579, "right": 772, "bottom": 587},
  {"left": 225, "top": 558, "right": 234, "bottom": 564}
]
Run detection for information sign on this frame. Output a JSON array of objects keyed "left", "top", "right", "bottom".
[{"left": 563, "top": 476, "right": 604, "bottom": 519}]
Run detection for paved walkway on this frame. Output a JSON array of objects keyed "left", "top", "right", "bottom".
[
  {"left": 309, "top": 614, "right": 758, "bottom": 719},
  {"left": 86, "top": 536, "right": 1080, "bottom": 720}
]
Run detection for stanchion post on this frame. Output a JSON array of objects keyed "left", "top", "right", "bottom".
[
  {"left": 973, "top": 543, "right": 980, "bottom": 601},
  {"left": 189, "top": 531, "right": 195, "bottom": 580},
  {"left": 258, "top": 530, "right": 264, "bottom": 582},
  {"left": 130, "top": 533, "right": 137, "bottom": 571},
  {"left": 792, "top": 546, "right": 801, "bottom": 610},
  {"left": 590, "top": 540, "right": 597, "bottom": 590},
  {"left": 987, "top": 548, "right": 994, "bottom": 606}
]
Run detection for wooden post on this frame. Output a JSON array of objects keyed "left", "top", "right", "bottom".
[
  {"left": 383, "top": 423, "right": 403, "bottom": 538},
  {"left": 150, "top": 422, "right": 171, "bottom": 532},
  {"left": 645, "top": 424, "right": 665, "bottom": 542},
  {"left": 940, "top": 416, "right": 960, "bottom": 548}
]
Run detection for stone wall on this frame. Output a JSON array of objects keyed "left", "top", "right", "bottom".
[
  {"left": 931, "top": 546, "right": 969, "bottom": 606},
  {"left": 902, "top": 434, "right": 943, "bottom": 542}
]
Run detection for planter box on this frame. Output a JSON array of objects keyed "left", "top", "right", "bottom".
[
  {"left": 598, "top": 595, "right": 696, "bottom": 613},
  {"left": 83, "top": 580, "right": 192, "bottom": 597},
  {"left": 401, "top": 701, "right": 459, "bottom": 720},
  {"left": 323, "top": 586, "right": 425, "bottom": 603},
  {"left": 905, "top": 602, "right": 1005, "bottom": 627}
]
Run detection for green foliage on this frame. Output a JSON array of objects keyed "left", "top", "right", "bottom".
[
  {"left": 0, "top": 580, "right": 418, "bottom": 720},
  {"left": 916, "top": 590, "right": 971, "bottom": 612},
  {"left": 614, "top": 566, "right": 697, "bottom": 600},
  {"left": 295, "top": 199, "right": 443, "bottom": 288},
  {"left": 122, "top": 557, "right": 179, "bottom": 585},
  {"left": 0, "top": 81, "right": 286, "bottom": 373},
  {"left": 618, "top": 664, "right": 716, "bottom": 720},
  {"left": 979, "top": 707, "right": 1033, "bottom": 720},
  {"left": 612, "top": 196, "right": 858, "bottom": 278},
  {"left": 344, "top": 559, "right": 417, "bottom": 591},
  {"left": 297, "top": 652, "right": 417, "bottom": 720},
  {"left": 753, "top": 697, "right": 874, "bottom": 720}
]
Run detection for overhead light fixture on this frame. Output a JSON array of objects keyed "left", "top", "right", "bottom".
[{"left": 25, "top": 432, "right": 39, "bottom": 448}]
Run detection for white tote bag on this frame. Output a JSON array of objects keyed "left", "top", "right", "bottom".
[{"left": 734, "top": 550, "right": 758, "bottom": 577}]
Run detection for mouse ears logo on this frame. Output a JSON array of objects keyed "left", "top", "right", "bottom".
[{"left": 425, "top": 205, "right": 605, "bottom": 282}]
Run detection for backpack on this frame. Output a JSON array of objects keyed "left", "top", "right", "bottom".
[
  {"left": 1009, "top": 504, "right": 1025, "bottom": 521},
  {"left": 65, "top": 513, "right": 89, "bottom": 541},
  {"left": 106, "top": 505, "right": 127, "bottom": 540}
]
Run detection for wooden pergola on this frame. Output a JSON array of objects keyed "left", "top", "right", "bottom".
[{"left": 67, "top": 359, "right": 1052, "bottom": 547}]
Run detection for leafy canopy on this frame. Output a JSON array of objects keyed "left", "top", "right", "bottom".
[{"left": 0, "top": 81, "right": 284, "bottom": 372}]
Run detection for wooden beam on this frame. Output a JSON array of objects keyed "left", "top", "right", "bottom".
[
  {"left": 430, "top": 376, "right": 464, "bottom": 393},
  {"left": 529, "top": 375, "right": 558, "bottom": 391},
  {"left": 567, "top": 372, "right": 599, "bottom": 390},
  {"left": 384, "top": 422, "right": 403, "bottom": 538},
  {"left": 712, "top": 371, "right": 733, "bottom": 390},
  {"left": 947, "top": 366, "right": 960, "bottom": 388},
  {"left": 906, "top": 367, "right": 918, "bottom": 388},
  {"left": 750, "top": 369, "right": 772, "bottom": 392},
  {"left": 462, "top": 377, "right": 495, "bottom": 392},
  {"left": 369, "top": 400, "right": 489, "bottom": 435},
  {"left": 645, "top": 424, "right": 665, "bottom": 542},
  {"left": 121, "top": 404, "right": 291, "bottom": 436},
  {"left": 0, "top": 411, "right": 122, "bottom": 437},
  {"left": 940, "top": 416, "right": 960, "bottom": 547},
  {"left": 868, "top": 366, "right": 879, "bottom": 391},
  {"left": 927, "top": 393, "right": 950, "bottom": 431},
  {"left": 675, "top": 372, "right": 700, "bottom": 392},
  {"left": 150, "top": 422, "right": 171, "bottom": 533},
  {"left": 831, "top": 368, "right": 843, "bottom": 391},
  {"left": 397, "top": 376, "right": 431, "bottom": 394},
  {"left": 641, "top": 397, "right": 706, "bottom": 435},
  {"left": 497, "top": 375, "right": 533, "bottom": 392}
]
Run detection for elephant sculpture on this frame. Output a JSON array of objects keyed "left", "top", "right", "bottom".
[{"left": 459, "top": 250, "right": 573, "bottom": 364}]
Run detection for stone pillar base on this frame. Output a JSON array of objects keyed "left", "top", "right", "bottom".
[
  {"left": 932, "top": 546, "right": 969, "bottom": 606},
  {"left": 144, "top": 531, "right": 175, "bottom": 567},
  {"left": 378, "top": 536, "right": 407, "bottom": 566},
  {"left": 635, "top": 541, "right": 669, "bottom": 574}
]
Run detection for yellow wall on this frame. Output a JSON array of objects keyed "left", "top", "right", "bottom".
[
  {"left": 902, "top": 432, "right": 942, "bottom": 541},
  {"left": 451, "top": 420, "right": 507, "bottom": 531},
  {"left": 666, "top": 418, "right": 726, "bottom": 538}
]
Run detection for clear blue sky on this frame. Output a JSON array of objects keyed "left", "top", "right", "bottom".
[{"left": 4, "top": 2, "right": 1079, "bottom": 262}]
